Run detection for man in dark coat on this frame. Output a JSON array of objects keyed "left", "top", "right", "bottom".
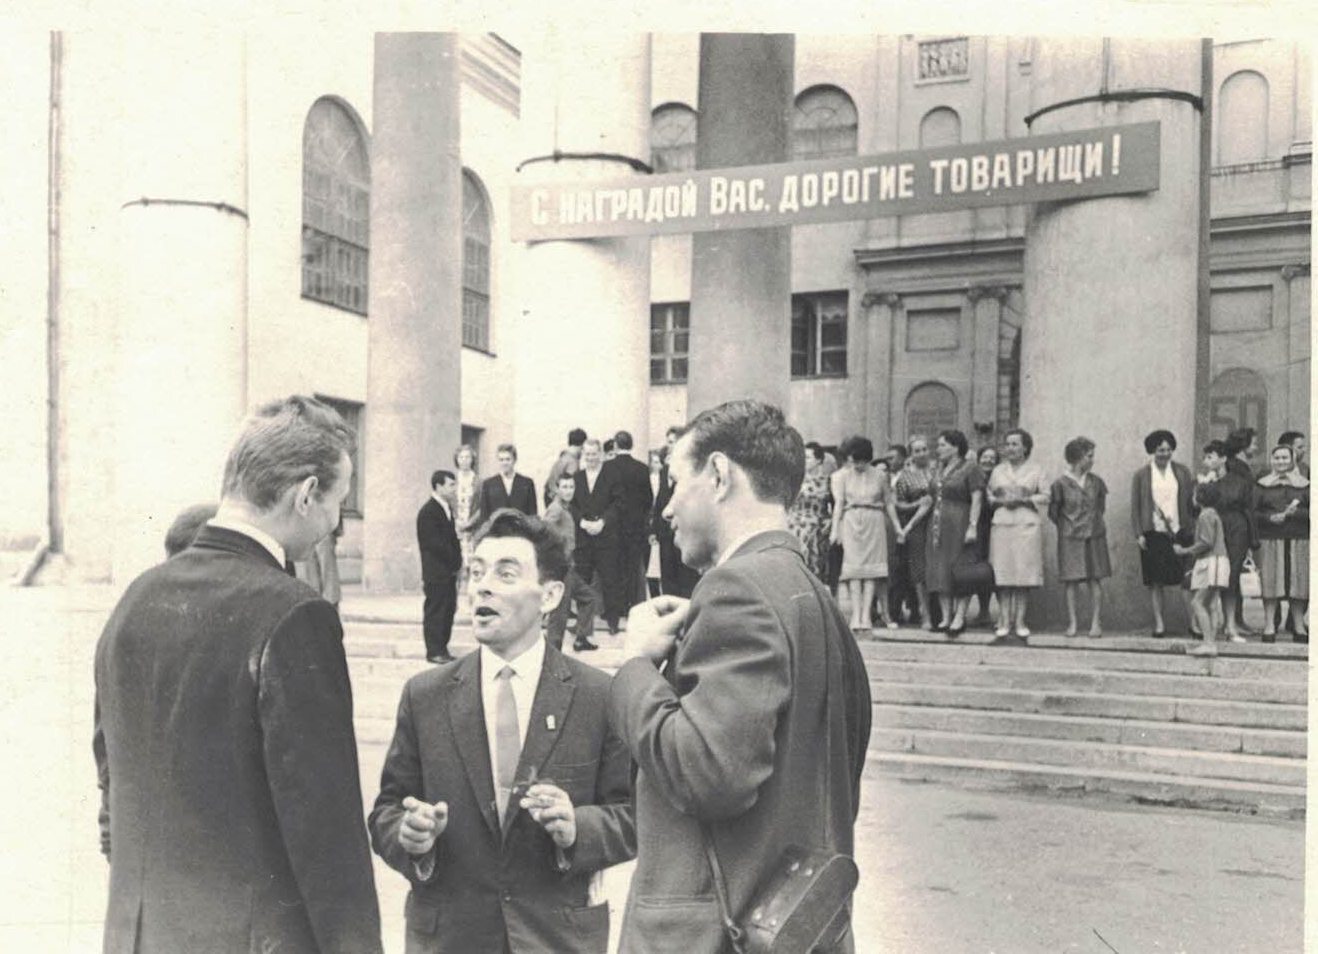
[
  {"left": 418, "top": 469, "right": 464, "bottom": 663},
  {"left": 479, "top": 442, "right": 539, "bottom": 518},
  {"left": 609, "top": 400, "right": 871, "bottom": 954},
  {"left": 573, "top": 438, "right": 624, "bottom": 634},
  {"left": 370, "top": 509, "right": 635, "bottom": 953},
  {"left": 605, "top": 430, "right": 654, "bottom": 615},
  {"left": 92, "top": 395, "right": 382, "bottom": 954}
]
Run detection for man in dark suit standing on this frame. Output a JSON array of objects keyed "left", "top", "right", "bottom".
[
  {"left": 370, "top": 509, "right": 635, "bottom": 954},
  {"left": 418, "top": 469, "right": 463, "bottom": 664},
  {"left": 573, "top": 439, "right": 624, "bottom": 634},
  {"left": 479, "top": 442, "right": 538, "bottom": 518},
  {"left": 93, "top": 395, "right": 382, "bottom": 954},
  {"left": 609, "top": 400, "right": 872, "bottom": 954},
  {"left": 652, "top": 426, "right": 700, "bottom": 598},
  {"left": 606, "top": 431, "right": 654, "bottom": 614}
]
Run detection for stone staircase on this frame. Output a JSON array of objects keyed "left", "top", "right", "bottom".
[{"left": 342, "top": 617, "right": 1308, "bottom": 818}]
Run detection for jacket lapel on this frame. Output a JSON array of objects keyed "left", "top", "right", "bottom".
[
  {"left": 446, "top": 656, "right": 501, "bottom": 837},
  {"left": 501, "top": 644, "right": 576, "bottom": 834}
]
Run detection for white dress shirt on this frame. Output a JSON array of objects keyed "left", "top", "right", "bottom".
[
  {"left": 479, "top": 638, "right": 546, "bottom": 784},
  {"left": 584, "top": 467, "right": 600, "bottom": 493},
  {"left": 1149, "top": 461, "right": 1180, "bottom": 533},
  {"left": 501, "top": 473, "right": 516, "bottom": 497},
  {"left": 206, "top": 516, "right": 286, "bottom": 568}
]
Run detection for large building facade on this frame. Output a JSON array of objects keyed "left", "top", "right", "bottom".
[{"left": 2, "top": 33, "right": 1310, "bottom": 620}]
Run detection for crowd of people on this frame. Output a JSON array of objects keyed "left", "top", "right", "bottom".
[{"left": 786, "top": 425, "right": 1309, "bottom": 653}]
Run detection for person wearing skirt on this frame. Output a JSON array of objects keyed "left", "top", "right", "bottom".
[
  {"left": 831, "top": 438, "right": 902, "bottom": 632},
  {"left": 1176, "top": 481, "right": 1231, "bottom": 656},
  {"left": 1048, "top": 437, "right": 1111, "bottom": 637},
  {"left": 1255, "top": 443, "right": 1309, "bottom": 642},
  {"left": 987, "top": 428, "right": 1048, "bottom": 642},
  {"left": 925, "top": 430, "right": 985, "bottom": 636},
  {"left": 1130, "top": 429, "right": 1197, "bottom": 637},
  {"left": 893, "top": 436, "right": 936, "bottom": 630}
]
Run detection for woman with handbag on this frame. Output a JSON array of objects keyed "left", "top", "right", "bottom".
[
  {"left": 987, "top": 428, "right": 1049, "bottom": 642},
  {"left": 1202, "top": 439, "right": 1259, "bottom": 643},
  {"left": 1130, "top": 429, "right": 1197, "bottom": 638},
  {"left": 924, "top": 429, "right": 984, "bottom": 637},
  {"left": 1254, "top": 443, "right": 1309, "bottom": 642},
  {"left": 1048, "top": 437, "right": 1111, "bottom": 637}
]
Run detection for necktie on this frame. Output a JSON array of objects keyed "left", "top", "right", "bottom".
[{"left": 493, "top": 666, "right": 520, "bottom": 827}]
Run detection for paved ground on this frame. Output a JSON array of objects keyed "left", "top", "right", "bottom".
[{"left": 1, "top": 584, "right": 1307, "bottom": 953}]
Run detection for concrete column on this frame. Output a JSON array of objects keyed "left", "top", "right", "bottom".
[
  {"left": 513, "top": 31, "right": 651, "bottom": 485},
  {"left": 1283, "top": 264, "right": 1310, "bottom": 434},
  {"left": 968, "top": 284, "right": 1005, "bottom": 433},
  {"left": 112, "top": 31, "right": 249, "bottom": 582},
  {"left": 1020, "top": 38, "right": 1204, "bottom": 630},
  {"left": 686, "top": 33, "right": 794, "bottom": 415},
  {"left": 861, "top": 292, "right": 897, "bottom": 443},
  {"left": 363, "top": 33, "right": 463, "bottom": 591}
]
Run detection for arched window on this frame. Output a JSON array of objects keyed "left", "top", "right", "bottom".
[
  {"left": 904, "top": 382, "right": 958, "bottom": 442},
  {"left": 462, "top": 170, "right": 492, "bottom": 352},
  {"left": 1217, "top": 70, "right": 1269, "bottom": 165},
  {"left": 302, "top": 97, "right": 370, "bottom": 315},
  {"left": 919, "top": 107, "right": 962, "bottom": 149},
  {"left": 651, "top": 103, "right": 698, "bottom": 173},
  {"left": 792, "top": 85, "right": 858, "bottom": 160},
  {"left": 1210, "top": 368, "right": 1268, "bottom": 448}
]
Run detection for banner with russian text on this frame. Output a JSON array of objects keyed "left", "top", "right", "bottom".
[{"left": 509, "top": 121, "right": 1160, "bottom": 241}]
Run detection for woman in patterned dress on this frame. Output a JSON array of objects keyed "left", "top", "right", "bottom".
[
  {"left": 925, "top": 429, "right": 985, "bottom": 636},
  {"left": 830, "top": 438, "right": 902, "bottom": 632},
  {"left": 1255, "top": 444, "right": 1309, "bottom": 642},
  {"left": 788, "top": 442, "right": 832, "bottom": 581},
  {"left": 453, "top": 444, "right": 480, "bottom": 585},
  {"left": 893, "top": 435, "right": 936, "bottom": 630}
]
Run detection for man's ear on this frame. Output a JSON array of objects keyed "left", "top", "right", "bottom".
[
  {"left": 708, "top": 452, "right": 733, "bottom": 502},
  {"left": 294, "top": 475, "right": 320, "bottom": 515},
  {"left": 541, "top": 579, "right": 566, "bottom": 614}
]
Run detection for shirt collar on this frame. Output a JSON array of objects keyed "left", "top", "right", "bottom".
[
  {"left": 431, "top": 491, "right": 452, "bottom": 515},
  {"left": 480, "top": 637, "right": 546, "bottom": 685},
  {"left": 206, "top": 516, "right": 286, "bottom": 568}
]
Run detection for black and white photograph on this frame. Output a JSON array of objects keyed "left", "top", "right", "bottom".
[{"left": 0, "top": 1, "right": 1312, "bottom": 951}]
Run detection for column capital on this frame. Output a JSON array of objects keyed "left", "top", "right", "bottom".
[
  {"left": 966, "top": 283, "right": 1010, "bottom": 303},
  {"left": 862, "top": 291, "right": 903, "bottom": 309},
  {"left": 1280, "top": 263, "right": 1310, "bottom": 282}
]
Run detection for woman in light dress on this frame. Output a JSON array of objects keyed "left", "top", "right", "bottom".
[
  {"left": 453, "top": 444, "right": 481, "bottom": 585},
  {"left": 830, "top": 437, "right": 902, "bottom": 632},
  {"left": 987, "top": 428, "right": 1048, "bottom": 641}
]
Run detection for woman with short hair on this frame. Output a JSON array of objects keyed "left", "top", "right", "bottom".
[
  {"left": 1255, "top": 444, "right": 1309, "bottom": 642},
  {"left": 831, "top": 437, "right": 902, "bottom": 632},
  {"left": 987, "top": 428, "right": 1049, "bottom": 642},
  {"left": 1130, "top": 429, "right": 1196, "bottom": 637},
  {"left": 788, "top": 441, "right": 833, "bottom": 581},
  {"left": 1048, "top": 436, "right": 1111, "bottom": 637},
  {"left": 924, "top": 429, "right": 984, "bottom": 636},
  {"left": 1202, "top": 439, "right": 1259, "bottom": 642},
  {"left": 893, "top": 435, "right": 936, "bottom": 629}
]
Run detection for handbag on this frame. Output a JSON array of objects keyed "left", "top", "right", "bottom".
[
  {"left": 700, "top": 577, "right": 859, "bottom": 954},
  {"left": 1239, "top": 553, "right": 1262, "bottom": 600},
  {"left": 950, "top": 545, "right": 994, "bottom": 595}
]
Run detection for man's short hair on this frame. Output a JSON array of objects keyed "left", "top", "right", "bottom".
[
  {"left": 1279, "top": 430, "right": 1304, "bottom": 447},
  {"left": 680, "top": 400, "right": 805, "bottom": 508},
  {"left": 582, "top": 438, "right": 602, "bottom": 451},
  {"left": 473, "top": 508, "right": 570, "bottom": 583},
  {"left": 496, "top": 442, "right": 518, "bottom": 461},
  {"left": 431, "top": 469, "right": 455, "bottom": 490},
  {"left": 614, "top": 430, "right": 634, "bottom": 451},
  {"left": 567, "top": 428, "right": 588, "bottom": 447},
  {"left": 602, "top": 439, "right": 615, "bottom": 453},
  {"left": 221, "top": 395, "right": 355, "bottom": 510},
  {"left": 164, "top": 503, "right": 218, "bottom": 557}
]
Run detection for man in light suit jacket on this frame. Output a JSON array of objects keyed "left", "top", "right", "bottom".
[
  {"left": 479, "top": 442, "right": 539, "bottom": 518},
  {"left": 418, "top": 470, "right": 464, "bottom": 663},
  {"left": 573, "top": 439, "right": 624, "bottom": 634},
  {"left": 605, "top": 430, "right": 654, "bottom": 616},
  {"left": 609, "top": 400, "right": 872, "bottom": 954},
  {"left": 93, "top": 395, "right": 382, "bottom": 954},
  {"left": 370, "top": 509, "right": 635, "bottom": 953}
]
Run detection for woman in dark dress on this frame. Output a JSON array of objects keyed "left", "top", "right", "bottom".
[
  {"left": 973, "top": 446, "right": 999, "bottom": 626},
  {"left": 1203, "top": 438, "right": 1259, "bottom": 642},
  {"left": 925, "top": 429, "right": 984, "bottom": 636},
  {"left": 893, "top": 435, "right": 936, "bottom": 630}
]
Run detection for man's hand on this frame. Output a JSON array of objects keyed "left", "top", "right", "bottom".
[
  {"left": 623, "top": 596, "right": 690, "bottom": 662},
  {"left": 521, "top": 783, "right": 576, "bottom": 848},
  {"left": 582, "top": 518, "right": 604, "bottom": 536},
  {"left": 398, "top": 796, "right": 448, "bottom": 856}
]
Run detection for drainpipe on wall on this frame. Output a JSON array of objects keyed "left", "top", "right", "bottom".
[{"left": 46, "top": 30, "right": 63, "bottom": 559}]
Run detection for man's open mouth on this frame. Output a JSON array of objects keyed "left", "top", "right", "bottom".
[{"left": 474, "top": 606, "right": 499, "bottom": 620}]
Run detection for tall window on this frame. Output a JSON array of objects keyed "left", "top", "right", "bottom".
[
  {"left": 650, "top": 103, "right": 698, "bottom": 173},
  {"left": 792, "top": 86, "right": 858, "bottom": 160},
  {"left": 302, "top": 98, "right": 370, "bottom": 315},
  {"left": 462, "top": 171, "right": 492, "bottom": 351},
  {"left": 905, "top": 383, "right": 958, "bottom": 442},
  {"left": 919, "top": 107, "right": 962, "bottom": 148},
  {"left": 650, "top": 302, "right": 689, "bottom": 384},
  {"left": 316, "top": 396, "right": 364, "bottom": 515},
  {"left": 1217, "top": 70, "right": 1269, "bottom": 165},
  {"left": 791, "top": 292, "right": 848, "bottom": 378}
]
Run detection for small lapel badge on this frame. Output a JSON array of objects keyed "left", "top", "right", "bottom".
[{"left": 546, "top": 715, "right": 557, "bottom": 731}]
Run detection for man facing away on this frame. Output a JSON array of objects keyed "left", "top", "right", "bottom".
[
  {"left": 608, "top": 400, "right": 872, "bottom": 954},
  {"left": 480, "top": 442, "right": 539, "bottom": 518},
  {"left": 418, "top": 469, "right": 463, "bottom": 664},
  {"left": 544, "top": 473, "right": 603, "bottom": 651},
  {"left": 606, "top": 430, "right": 654, "bottom": 614},
  {"left": 370, "top": 509, "right": 635, "bottom": 953},
  {"left": 93, "top": 395, "right": 382, "bottom": 954}
]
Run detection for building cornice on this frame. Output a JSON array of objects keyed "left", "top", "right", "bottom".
[{"left": 461, "top": 33, "right": 521, "bottom": 117}]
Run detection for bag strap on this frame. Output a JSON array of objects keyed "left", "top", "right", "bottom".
[{"left": 699, "top": 555, "right": 841, "bottom": 954}]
